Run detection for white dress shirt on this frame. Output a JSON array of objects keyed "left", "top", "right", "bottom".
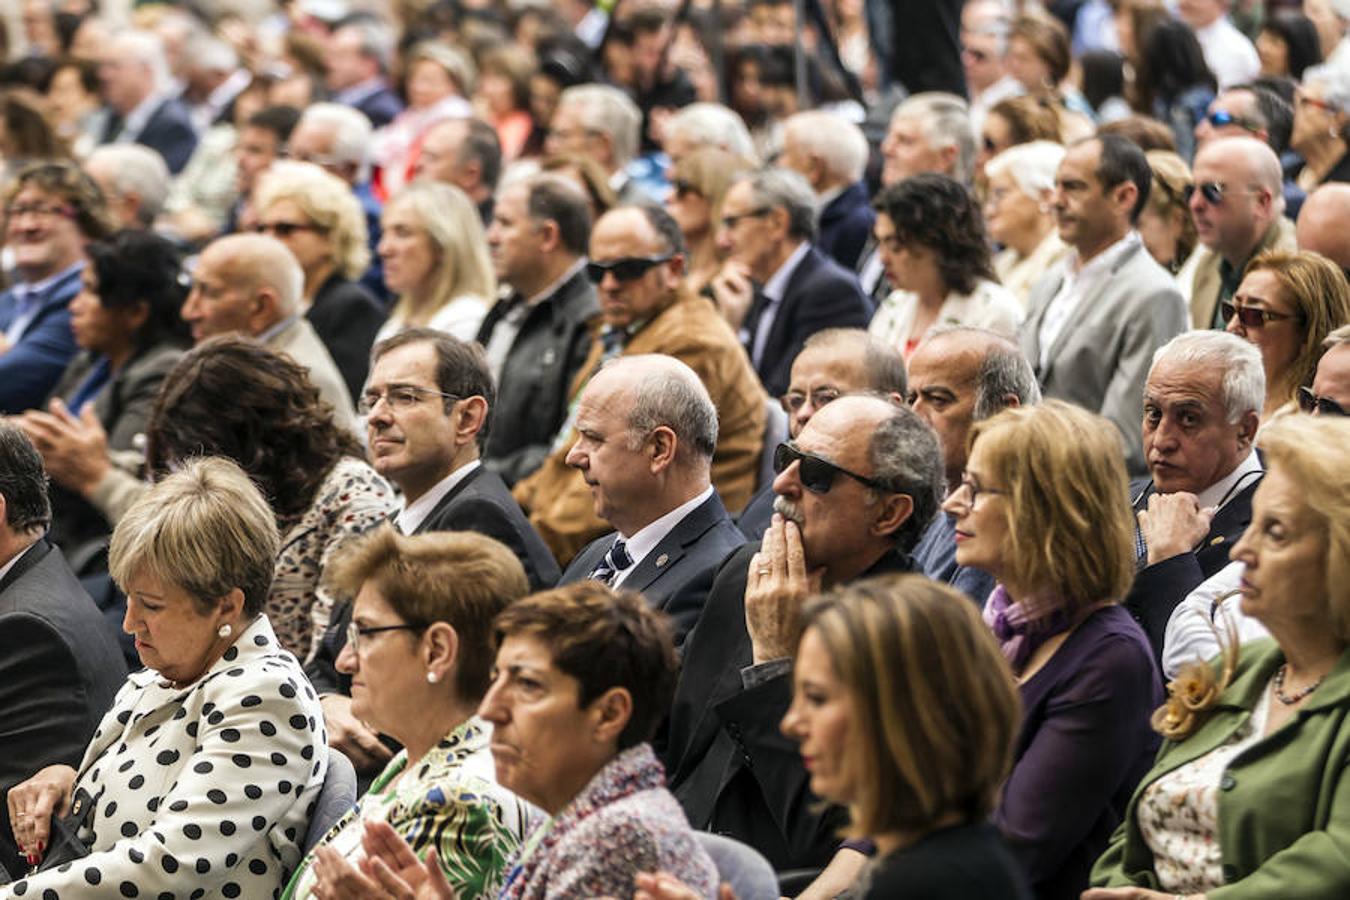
[
  {"left": 611, "top": 486, "right": 714, "bottom": 588},
  {"left": 1037, "top": 231, "right": 1140, "bottom": 369}
]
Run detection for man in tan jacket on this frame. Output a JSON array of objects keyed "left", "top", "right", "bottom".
[{"left": 513, "top": 205, "right": 766, "bottom": 565}]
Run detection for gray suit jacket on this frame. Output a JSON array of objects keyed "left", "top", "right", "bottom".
[{"left": 1020, "top": 241, "right": 1188, "bottom": 476}]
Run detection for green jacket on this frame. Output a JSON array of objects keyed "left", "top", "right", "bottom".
[{"left": 1091, "top": 638, "right": 1350, "bottom": 898}]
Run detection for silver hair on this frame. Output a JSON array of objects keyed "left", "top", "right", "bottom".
[
  {"left": 664, "top": 102, "right": 758, "bottom": 162},
  {"left": 867, "top": 403, "right": 945, "bottom": 551},
  {"left": 559, "top": 84, "right": 643, "bottom": 168},
  {"left": 734, "top": 168, "right": 818, "bottom": 241},
  {"left": 895, "top": 92, "right": 977, "bottom": 186},
  {"left": 925, "top": 325, "right": 1041, "bottom": 420},
  {"left": 298, "top": 102, "right": 373, "bottom": 175},
  {"left": 186, "top": 34, "right": 238, "bottom": 74},
  {"left": 1303, "top": 59, "right": 1350, "bottom": 115},
  {"left": 1325, "top": 323, "right": 1350, "bottom": 349},
  {"left": 984, "top": 140, "right": 1064, "bottom": 201},
  {"left": 111, "top": 29, "right": 172, "bottom": 96},
  {"left": 339, "top": 19, "right": 396, "bottom": 73},
  {"left": 604, "top": 355, "right": 718, "bottom": 461},
  {"left": 1150, "top": 331, "right": 1266, "bottom": 423},
  {"left": 785, "top": 111, "right": 870, "bottom": 183},
  {"left": 87, "top": 144, "right": 170, "bottom": 225}
]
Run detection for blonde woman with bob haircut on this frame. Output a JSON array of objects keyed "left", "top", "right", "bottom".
[
  {"left": 254, "top": 160, "right": 387, "bottom": 402},
  {"left": 940, "top": 400, "right": 1162, "bottom": 899},
  {"left": 780, "top": 574, "right": 1032, "bottom": 898},
  {"left": 285, "top": 525, "right": 535, "bottom": 900},
  {"left": 1089, "top": 415, "right": 1350, "bottom": 900},
  {"left": 376, "top": 180, "right": 496, "bottom": 343},
  {"left": 6, "top": 457, "right": 329, "bottom": 898},
  {"left": 1226, "top": 249, "right": 1350, "bottom": 421}
]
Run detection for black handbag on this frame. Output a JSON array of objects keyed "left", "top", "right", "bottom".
[{"left": 31, "top": 786, "right": 97, "bottom": 875}]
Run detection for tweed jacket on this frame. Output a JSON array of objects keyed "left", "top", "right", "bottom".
[
  {"left": 0, "top": 616, "right": 327, "bottom": 899},
  {"left": 513, "top": 292, "right": 766, "bottom": 566},
  {"left": 1092, "top": 639, "right": 1350, "bottom": 899},
  {"left": 500, "top": 743, "right": 716, "bottom": 900}
]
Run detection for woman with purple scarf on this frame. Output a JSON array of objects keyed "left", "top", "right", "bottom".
[{"left": 941, "top": 400, "right": 1162, "bottom": 900}]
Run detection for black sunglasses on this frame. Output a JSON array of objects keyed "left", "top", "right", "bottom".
[
  {"left": 253, "top": 221, "right": 326, "bottom": 238},
  {"left": 1220, "top": 300, "right": 1300, "bottom": 328},
  {"left": 773, "top": 441, "right": 891, "bottom": 494},
  {"left": 1183, "top": 181, "right": 1260, "bottom": 206},
  {"left": 586, "top": 255, "right": 673, "bottom": 284},
  {"left": 1298, "top": 386, "right": 1347, "bottom": 416}
]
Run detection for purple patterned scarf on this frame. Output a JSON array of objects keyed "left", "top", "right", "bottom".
[{"left": 982, "top": 584, "right": 1074, "bottom": 674}]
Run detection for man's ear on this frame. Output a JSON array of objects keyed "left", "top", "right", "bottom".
[
  {"left": 247, "top": 287, "right": 279, "bottom": 333},
  {"left": 647, "top": 425, "right": 677, "bottom": 473},
  {"left": 455, "top": 396, "right": 489, "bottom": 447},
  {"left": 588, "top": 686, "right": 633, "bottom": 746},
  {"left": 1236, "top": 409, "right": 1260, "bottom": 449},
  {"left": 535, "top": 219, "right": 562, "bottom": 255},
  {"left": 871, "top": 491, "right": 914, "bottom": 539}
]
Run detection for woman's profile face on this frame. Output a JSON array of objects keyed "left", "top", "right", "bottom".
[
  {"left": 943, "top": 438, "right": 1012, "bottom": 580},
  {"left": 984, "top": 170, "right": 1044, "bottom": 248},
  {"left": 665, "top": 175, "right": 711, "bottom": 242},
  {"left": 1137, "top": 203, "right": 1185, "bottom": 270},
  {"left": 1231, "top": 464, "right": 1329, "bottom": 630},
  {"left": 335, "top": 582, "right": 424, "bottom": 740},
  {"left": 68, "top": 265, "right": 136, "bottom": 355},
  {"left": 1005, "top": 36, "right": 1052, "bottom": 91},
  {"left": 378, "top": 198, "right": 439, "bottom": 296},
  {"left": 1256, "top": 28, "right": 1290, "bottom": 78},
  {"left": 780, "top": 627, "right": 856, "bottom": 806},
  {"left": 122, "top": 569, "right": 232, "bottom": 686},
  {"left": 1225, "top": 268, "right": 1304, "bottom": 394},
  {"left": 406, "top": 59, "right": 457, "bottom": 110}
]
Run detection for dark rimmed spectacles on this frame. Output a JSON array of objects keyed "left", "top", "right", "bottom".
[
  {"left": 586, "top": 255, "right": 673, "bottom": 284},
  {"left": 253, "top": 221, "right": 327, "bottom": 238},
  {"left": 1298, "top": 386, "right": 1347, "bottom": 416},
  {"left": 773, "top": 441, "right": 892, "bottom": 494},
  {"left": 1220, "top": 301, "right": 1300, "bottom": 329},
  {"left": 347, "top": 621, "right": 424, "bottom": 653},
  {"left": 948, "top": 474, "right": 1006, "bottom": 508},
  {"left": 358, "top": 385, "right": 462, "bottom": 415}
]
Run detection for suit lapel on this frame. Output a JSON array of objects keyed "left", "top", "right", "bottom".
[
  {"left": 621, "top": 494, "right": 726, "bottom": 595},
  {"left": 412, "top": 466, "right": 486, "bottom": 535},
  {"left": 0, "top": 540, "right": 49, "bottom": 599},
  {"left": 1043, "top": 243, "right": 1140, "bottom": 375},
  {"left": 1021, "top": 269, "right": 1064, "bottom": 373}
]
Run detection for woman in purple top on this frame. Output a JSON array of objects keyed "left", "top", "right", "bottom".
[{"left": 942, "top": 400, "right": 1163, "bottom": 900}]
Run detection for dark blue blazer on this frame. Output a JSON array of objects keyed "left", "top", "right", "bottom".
[
  {"left": 816, "top": 181, "right": 875, "bottom": 271},
  {"left": 133, "top": 98, "right": 199, "bottom": 175},
  {"left": 353, "top": 84, "right": 404, "bottom": 129},
  {"left": 561, "top": 491, "right": 746, "bottom": 646},
  {"left": 742, "top": 245, "right": 873, "bottom": 397},
  {"left": 0, "top": 265, "right": 82, "bottom": 415}
]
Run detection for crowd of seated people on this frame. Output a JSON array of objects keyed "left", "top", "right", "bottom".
[{"left": 3, "top": 0, "right": 1350, "bottom": 898}]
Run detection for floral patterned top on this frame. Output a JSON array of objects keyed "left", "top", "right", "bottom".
[
  {"left": 1138, "top": 683, "right": 1273, "bottom": 892},
  {"left": 284, "top": 717, "right": 534, "bottom": 900},
  {"left": 270, "top": 456, "right": 398, "bottom": 663}
]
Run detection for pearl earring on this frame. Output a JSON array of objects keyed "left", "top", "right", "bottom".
[
  {"left": 426, "top": 671, "right": 439, "bottom": 684},
  {"left": 217, "top": 623, "right": 233, "bottom": 639}
]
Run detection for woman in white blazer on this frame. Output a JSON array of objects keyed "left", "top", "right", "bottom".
[{"left": 4, "top": 457, "right": 328, "bottom": 899}]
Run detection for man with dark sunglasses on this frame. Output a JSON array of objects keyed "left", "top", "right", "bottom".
[
  {"left": 663, "top": 395, "right": 943, "bottom": 871},
  {"left": 1308, "top": 325, "right": 1350, "bottom": 417},
  {"left": 1183, "top": 137, "right": 1295, "bottom": 329}
]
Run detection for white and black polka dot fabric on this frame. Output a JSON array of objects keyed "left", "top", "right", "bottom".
[{"left": 2, "top": 616, "right": 327, "bottom": 900}]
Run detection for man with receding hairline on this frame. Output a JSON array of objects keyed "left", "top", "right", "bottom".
[{"left": 1296, "top": 183, "right": 1350, "bottom": 276}]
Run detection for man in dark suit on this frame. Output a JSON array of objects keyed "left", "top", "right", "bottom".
[
  {"left": 310, "top": 327, "right": 558, "bottom": 777},
  {"left": 780, "top": 111, "right": 875, "bottom": 270},
  {"left": 0, "top": 161, "right": 112, "bottom": 415},
  {"left": 559, "top": 355, "right": 746, "bottom": 645},
  {"left": 326, "top": 18, "right": 404, "bottom": 128},
  {"left": 96, "top": 30, "right": 198, "bottom": 174},
  {"left": 716, "top": 168, "right": 873, "bottom": 397},
  {"left": 1128, "top": 331, "right": 1265, "bottom": 664},
  {"left": 479, "top": 175, "right": 598, "bottom": 486},
  {"left": 0, "top": 424, "right": 126, "bottom": 878},
  {"left": 663, "top": 396, "right": 944, "bottom": 870}
]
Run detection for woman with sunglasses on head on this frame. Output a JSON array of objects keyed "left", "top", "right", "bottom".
[
  {"left": 1224, "top": 249, "right": 1350, "bottom": 422},
  {"left": 664, "top": 146, "right": 755, "bottom": 305},
  {"left": 376, "top": 181, "right": 496, "bottom": 344},
  {"left": 1291, "top": 62, "right": 1350, "bottom": 191},
  {"left": 254, "top": 161, "right": 388, "bottom": 404},
  {"left": 941, "top": 400, "right": 1162, "bottom": 900},
  {"left": 284, "top": 526, "right": 536, "bottom": 900},
  {"left": 1087, "top": 414, "right": 1350, "bottom": 900}
]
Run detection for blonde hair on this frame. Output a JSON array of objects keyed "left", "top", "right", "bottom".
[
  {"left": 801, "top": 575, "right": 1021, "bottom": 838},
  {"left": 966, "top": 400, "right": 1136, "bottom": 616},
  {"left": 1244, "top": 250, "right": 1350, "bottom": 408},
  {"left": 385, "top": 181, "right": 496, "bottom": 326},
  {"left": 255, "top": 161, "right": 371, "bottom": 280},
  {"left": 1144, "top": 150, "right": 1197, "bottom": 269},
  {"left": 108, "top": 457, "right": 279, "bottom": 617}
]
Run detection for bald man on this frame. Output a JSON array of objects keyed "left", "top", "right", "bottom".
[
  {"left": 1181, "top": 137, "right": 1296, "bottom": 329},
  {"left": 1297, "top": 184, "right": 1350, "bottom": 275},
  {"left": 183, "top": 234, "right": 356, "bottom": 430}
]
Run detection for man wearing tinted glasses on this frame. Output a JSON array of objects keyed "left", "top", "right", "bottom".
[
  {"left": 1183, "top": 137, "right": 1295, "bottom": 329},
  {"left": 664, "top": 395, "right": 943, "bottom": 870},
  {"left": 1307, "top": 325, "right": 1350, "bottom": 417}
]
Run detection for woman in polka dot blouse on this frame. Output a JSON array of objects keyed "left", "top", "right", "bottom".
[{"left": 4, "top": 458, "right": 329, "bottom": 900}]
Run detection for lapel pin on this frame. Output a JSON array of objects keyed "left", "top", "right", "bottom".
[
  {"left": 655, "top": 553, "right": 669, "bottom": 568},
  {"left": 1210, "top": 536, "right": 1225, "bottom": 546}
]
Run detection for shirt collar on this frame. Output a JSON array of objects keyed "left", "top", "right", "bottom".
[
  {"left": 334, "top": 77, "right": 387, "bottom": 107},
  {"left": 257, "top": 314, "right": 297, "bottom": 344},
  {"left": 526, "top": 257, "right": 588, "bottom": 306},
  {"left": 762, "top": 241, "right": 811, "bottom": 303},
  {"left": 620, "top": 485, "right": 714, "bottom": 568},
  {"left": 121, "top": 92, "right": 168, "bottom": 138},
  {"left": 1070, "top": 230, "right": 1138, "bottom": 277},
  {"left": 1196, "top": 449, "right": 1263, "bottom": 511},
  {"left": 14, "top": 261, "right": 83, "bottom": 303},
  {"left": 397, "top": 460, "right": 481, "bottom": 534}
]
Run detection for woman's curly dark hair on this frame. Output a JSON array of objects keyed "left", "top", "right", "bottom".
[
  {"left": 872, "top": 174, "right": 995, "bottom": 297},
  {"left": 145, "top": 336, "right": 364, "bottom": 521}
]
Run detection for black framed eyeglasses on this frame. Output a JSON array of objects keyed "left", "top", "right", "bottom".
[
  {"left": 1182, "top": 181, "right": 1259, "bottom": 206},
  {"left": 347, "top": 621, "right": 424, "bottom": 653},
  {"left": 253, "top": 221, "right": 327, "bottom": 238},
  {"left": 773, "top": 441, "right": 891, "bottom": 494},
  {"left": 1298, "top": 386, "right": 1347, "bottom": 416},
  {"left": 1206, "top": 110, "right": 1261, "bottom": 134},
  {"left": 586, "top": 255, "right": 673, "bottom": 284},
  {"left": 358, "top": 385, "right": 461, "bottom": 415},
  {"left": 949, "top": 474, "right": 1006, "bottom": 508},
  {"left": 1220, "top": 300, "right": 1300, "bottom": 329}
]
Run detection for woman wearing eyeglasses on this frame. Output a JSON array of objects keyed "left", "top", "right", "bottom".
[
  {"left": 1088, "top": 415, "right": 1350, "bottom": 900},
  {"left": 1225, "top": 250, "right": 1350, "bottom": 422},
  {"left": 376, "top": 181, "right": 496, "bottom": 344},
  {"left": 1291, "top": 63, "right": 1350, "bottom": 191},
  {"left": 942, "top": 400, "right": 1162, "bottom": 900},
  {"left": 984, "top": 141, "right": 1069, "bottom": 307},
  {"left": 283, "top": 526, "right": 536, "bottom": 900},
  {"left": 254, "top": 161, "right": 387, "bottom": 404},
  {"left": 665, "top": 146, "right": 754, "bottom": 307}
]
